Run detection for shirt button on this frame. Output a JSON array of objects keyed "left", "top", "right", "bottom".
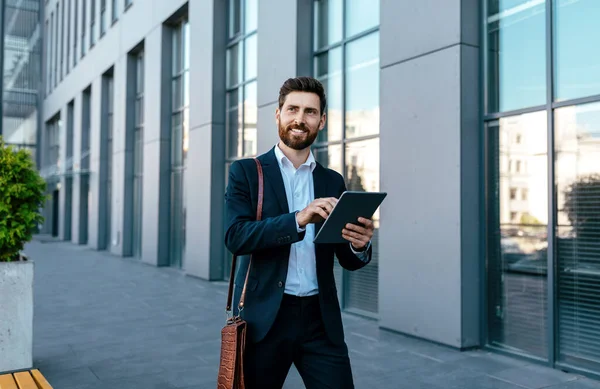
[{"left": 278, "top": 281, "right": 283, "bottom": 288}]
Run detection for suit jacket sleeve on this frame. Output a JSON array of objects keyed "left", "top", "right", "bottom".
[
  {"left": 333, "top": 175, "right": 373, "bottom": 271},
  {"left": 224, "top": 160, "right": 306, "bottom": 256}
]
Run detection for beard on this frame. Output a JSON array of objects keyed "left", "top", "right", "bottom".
[{"left": 278, "top": 122, "right": 319, "bottom": 151}]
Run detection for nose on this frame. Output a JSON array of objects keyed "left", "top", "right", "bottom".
[{"left": 294, "top": 112, "right": 306, "bottom": 125}]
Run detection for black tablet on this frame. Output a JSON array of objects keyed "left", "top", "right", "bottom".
[{"left": 313, "top": 191, "right": 387, "bottom": 244}]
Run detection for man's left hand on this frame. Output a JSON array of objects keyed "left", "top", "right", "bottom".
[{"left": 342, "top": 217, "right": 374, "bottom": 250}]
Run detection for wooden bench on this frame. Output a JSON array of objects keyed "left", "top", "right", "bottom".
[{"left": 0, "top": 369, "right": 52, "bottom": 389}]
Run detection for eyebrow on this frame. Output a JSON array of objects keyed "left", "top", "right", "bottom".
[{"left": 287, "top": 104, "right": 318, "bottom": 111}]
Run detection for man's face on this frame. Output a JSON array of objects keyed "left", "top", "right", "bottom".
[{"left": 276, "top": 91, "right": 326, "bottom": 151}]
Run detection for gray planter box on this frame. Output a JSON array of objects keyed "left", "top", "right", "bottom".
[{"left": 0, "top": 260, "right": 34, "bottom": 373}]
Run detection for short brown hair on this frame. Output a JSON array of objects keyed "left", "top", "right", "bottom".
[{"left": 278, "top": 77, "right": 327, "bottom": 115}]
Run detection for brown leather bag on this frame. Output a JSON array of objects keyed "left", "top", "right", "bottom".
[{"left": 217, "top": 158, "right": 264, "bottom": 389}]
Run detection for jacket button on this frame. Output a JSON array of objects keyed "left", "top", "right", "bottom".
[{"left": 278, "top": 281, "right": 283, "bottom": 288}]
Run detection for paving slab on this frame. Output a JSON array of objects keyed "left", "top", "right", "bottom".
[{"left": 22, "top": 241, "right": 599, "bottom": 388}]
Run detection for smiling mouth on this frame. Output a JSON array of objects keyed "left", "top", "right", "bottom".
[{"left": 289, "top": 128, "right": 306, "bottom": 134}]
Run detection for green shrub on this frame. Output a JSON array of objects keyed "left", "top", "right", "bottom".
[{"left": 0, "top": 137, "right": 46, "bottom": 262}]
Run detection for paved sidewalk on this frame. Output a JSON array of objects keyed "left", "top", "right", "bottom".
[{"left": 24, "top": 240, "right": 600, "bottom": 389}]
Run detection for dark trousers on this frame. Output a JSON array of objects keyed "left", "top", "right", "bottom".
[{"left": 244, "top": 293, "right": 354, "bottom": 389}]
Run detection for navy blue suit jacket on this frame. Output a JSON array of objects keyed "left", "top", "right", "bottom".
[{"left": 224, "top": 147, "right": 373, "bottom": 346}]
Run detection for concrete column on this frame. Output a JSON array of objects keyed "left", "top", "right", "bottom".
[
  {"left": 184, "top": 0, "right": 227, "bottom": 280},
  {"left": 87, "top": 77, "right": 103, "bottom": 250},
  {"left": 58, "top": 106, "right": 68, "bottom": 240},
  {"left": 256, "top": 0, "right": 312, "bottom": 154},
  {"left": 140, "top": 25, "right": 171, "bottom": 267},
  {"left": 71, "top": 95, "right": 83, "bottom": 244},
  {"left": 378, "top": 0, "right": 481, "bottom": 349},
  {"left": 110, "top": 55, "right": 128, "bottom": 256}
]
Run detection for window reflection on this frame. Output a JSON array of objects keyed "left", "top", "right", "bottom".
[
  {"left": 229, "top": 0, "right": 241, "bottom": 38},
  {"left": 345, "top": 139, "right": 380, "bottom": 313},
  {"left": 345, "top": 0, "right": 379, "bottom": 37},
  {"left": 315, "top": 47, "right": 342, "bottom": 143},
  {"left": 227, "top": 43, "right": 242, "bottom": 88},
  {"left": 313, "top": 145, "right": 342, "bottom": 175},
  {"left": 245, "top": 0, "right": 258, "bottom": 34},
  {"left": 345, "top": 32, "right": 379, "bottom": 139},
  {"left": 554, "top": 0, "right": 600, "bottom": 101},
  {"left": 313, "top": 0, "right": 342, "bottom": 49},
  {"left": 226, "top": 90, "right": 242, "bottom": 158},
  {"left": 346, "top": 139, "right": 380, "bottom": 225},
  {"left": 244, "top": 34, "right": 257, "bottom": 81},
  {"left": 243, "top": 81, "right": 257, "bottom": 157},
  {"left": 487, "top": 111, "right": 548, "bottom": 358},
  {"left": 486, "top": 0, "right": 546, "bottom": 113},
  {"left": 555, "top": 102, "right": 600, "bottom": 368}
]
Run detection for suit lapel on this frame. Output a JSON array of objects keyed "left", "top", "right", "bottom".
[{"left": 261, "top": 148, "right": 289, "bottom": 214}]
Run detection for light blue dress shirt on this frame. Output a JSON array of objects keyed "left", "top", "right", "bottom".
[{"left": 274, "top": 145, "right": 370, "bottom": 297}]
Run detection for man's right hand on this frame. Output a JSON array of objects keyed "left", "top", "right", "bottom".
[{"left": 296, "top": 197, "right": 338, "bottom": 228}]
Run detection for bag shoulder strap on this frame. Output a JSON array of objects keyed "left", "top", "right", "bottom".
[{"left": 226, "top": 158, "right": 264, "bottom": 316}]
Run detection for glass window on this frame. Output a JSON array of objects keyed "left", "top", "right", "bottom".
[
  {"left": 225, "top": 0, "right": 257, "bottom": 160},
  {"left": 315, "top": 47, "right": 342, "bottom": 143},
  {"left": 312, "top": 0, "right": 380, "bottom": 315},
  {"left": 345, "top": 139, "right": 380, "bottom": 313},
  {"left": 81, "top": 0, "right": 87, "bottom": 57},
  {"left": 345, "top": 32, "right": 379, "bottom": 139},
  {"left": 54, "top": 3, "right": 58, "bottom": 87},
  {"left": 90, "top": 0, "right": 96, "bottom": 46},
  {"left": 66, "top": 0, "right": 71, "bottom": 74},
  {"left": 229, "top": 0, "right": 241, "bottom": 38},
  {"left": 245, "top": 0, "right": 258, "bottom": 34},
  {"left": 244, "top": 33, "right": 257, "bottom": 81},
  {"left": 486, "top": 0, "right": 546, "bottom": 113},
  {"left": 314, "top": 0, "right": 342, "bottom": 49},
  {"left": 226, "top": 91, "right": 243, "bottom": 158},
  {"left": 170, "top": 19, "right": 190, "bottom": 269},
  {"left": 486, "top": 111, "right": 548, "bottom": 358},
  {"left": 60, "top": 0, "right": 64, "bottom": 80},
  {"left": 243, "top": 81, "right": 257, "bottom": 157},
  {"left": 224, "top": 0, "right": 258, "bottom": 278},
  {"left": 101, "top": 0, "right": 107, "bottom": 35},
  {"left": 227, "top": 43, "right": 243, "bottom": 88},
  {"left": 74, "top": 0, "right": 78, "bottom": 67},
  {"left": 132, "top": 51, "right": 144, "bottom": 259},
  {"left": 555, "top": 102, "right": 600, "bottom": 370},
  {"left": 345, "top": 0, "right": 379, "bottom": 37},
  {"left": 553, "top": 0, "right": 600, "bottom": 101},
  {"left": 314, "top": 145, "right": 342, "bottom": 174}
]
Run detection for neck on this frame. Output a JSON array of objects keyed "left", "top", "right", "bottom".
[{"left": 278, "top": 141, "right": 310, "bottom": 169}]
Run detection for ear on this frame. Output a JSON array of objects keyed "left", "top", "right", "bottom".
[
  {"left": 275, "top": 107, "right": 281, "bottom": 123},
  {"left": 318, "top": 112, "right": 327, "bottom": 131}
]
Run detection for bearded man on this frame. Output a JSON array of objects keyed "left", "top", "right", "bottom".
[{"left": 224, "top": 76, "right": 375, "bottom": 389}]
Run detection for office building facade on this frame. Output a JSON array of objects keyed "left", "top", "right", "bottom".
[
  {"left": 1, "top": 0, "right": 42, "bottom": 161},
  {"left": 38, "top": 0, "right": 600, "bottom": 379}
]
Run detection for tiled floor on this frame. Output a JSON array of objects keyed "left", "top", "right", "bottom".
[{"left": 23, "top": 240, "right": 600, "bottom": 388}]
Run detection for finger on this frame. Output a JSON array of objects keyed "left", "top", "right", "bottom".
[
  {"left": 345, "top": 223, "right": 367, "bottom": 235},
  {"left": 320, "top": 198, "right": 337, "bottom": 210},
  {"left": 315, "top": 207, "right": 329, "bottom": 220},
  {"left": 342, "top": 233, "right": 365, "bottom": 248},
  {"left": 342, "top": 228, "right": 367, "bottom": 241},
  {"left": 316, "top": 202, "right": 334, "bottom": 215},
  {"left": 357, "top": 217, "right": 374, "bottom": 228}
]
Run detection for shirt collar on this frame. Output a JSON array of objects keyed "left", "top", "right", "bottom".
[{"left": 274, "top": 144, "right": 316, "bottom": 172}]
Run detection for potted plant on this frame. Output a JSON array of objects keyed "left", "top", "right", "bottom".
[{"left": 0, "top": 137, "right": 46, "bottom": 373}]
